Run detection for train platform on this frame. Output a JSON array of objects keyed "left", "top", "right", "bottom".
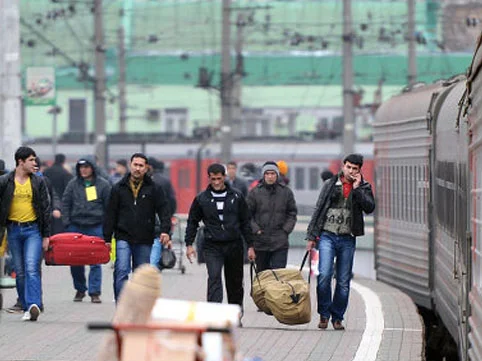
[{"left": 0, "top": 251, "right": 423, "bottom": 361}]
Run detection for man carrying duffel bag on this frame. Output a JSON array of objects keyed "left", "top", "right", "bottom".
[{"left": 62, "top": 156, "right": 111, "bottom": 304}]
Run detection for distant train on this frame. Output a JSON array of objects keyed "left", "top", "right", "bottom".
[
  {"left": 373, "top": 36, "right": 482, "bottom": 360},
  {"left": 29, "top": 140, "right": 374, "bottom": 215}
]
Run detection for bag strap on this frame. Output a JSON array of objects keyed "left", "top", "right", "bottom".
[
  {"left": 299, "top": 250, "right": 312, "bottom": 284},
  {"left": 250, "top": 261, "right": 262, "bottom": 294}
]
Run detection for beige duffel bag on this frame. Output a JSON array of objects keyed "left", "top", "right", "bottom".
[
  {"left": 250, "top": 251, "right": 311, "bottom": 324},
  {"left": 264, "top": 275, "right": 311, "bottom": 325},
  {"left": 250, "top": 265, "right": 304, "bottom": 314}
]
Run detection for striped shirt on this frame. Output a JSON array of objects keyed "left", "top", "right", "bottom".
[{"left": 211, "top": 190, "right": 227, "bottom": 222}]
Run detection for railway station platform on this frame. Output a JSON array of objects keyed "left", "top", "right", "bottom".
[{"left": 0, "top": 250, "right": 423, "bottom": 361}]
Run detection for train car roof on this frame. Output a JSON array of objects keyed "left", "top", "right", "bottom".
[{"left": 374, "top": 83, "right": 445, "bottom": 126}]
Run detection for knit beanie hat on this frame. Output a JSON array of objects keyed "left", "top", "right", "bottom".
[{"left": 261, "top": 161, "right": 280, "bottom": 177}]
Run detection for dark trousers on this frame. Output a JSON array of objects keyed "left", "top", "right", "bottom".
[
  {"left": 203, "top": 240, "right": 244, "bottom": 309},
  {"left": 255, "top": 249, "right": 289, "bottom": 272}
]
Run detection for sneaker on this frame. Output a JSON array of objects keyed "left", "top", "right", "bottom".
[
  {"left": 91, "top": 295, "right": 102, "bottom": 304},
  {"left": 318, "top": 317, "right": 329, "bottom": 329},
  {"left": 73, "top": 291, "right": 86, "bottom": 302},
  {"left": 28, "top": 304, "right": 40, "bottom": 321},
  {"left": 332, "top": 320, "right": 345, "bottom": 330},
  {"left": 6, "top": 300, "right": 23, "bottom": 314},
  {"left": 21, "top": 311, "right": 31, "bottom": 321}
]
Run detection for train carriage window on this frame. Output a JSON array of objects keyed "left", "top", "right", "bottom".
[
  {"left": 295, "top": 167, "right": 305, "bottom": 190},
  {"left": 309, "top": 167, "right": 319, "bottom": 190}
]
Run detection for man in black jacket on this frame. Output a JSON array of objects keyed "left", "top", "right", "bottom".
[
  {"left": 185, "top": 163, "right": 255, "bottom": 314},
  {"left": 247, "top": 161, "right": 297, "bottom": 272},
  {"left": 306, "top": 154, "right": 375, "bottom": 331},
  {"left": 0, "top": 147, "right": 51, "bottom": 321},
  {"left": 104, "top": 153, "right": 171, "bottom": 302},
  {"left": 62, "top": 156, "right": 111, "bottom": 303}
]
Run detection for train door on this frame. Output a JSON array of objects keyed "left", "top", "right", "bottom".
[{"left": 170, "top": 159, "right": 197, "bottom": 214}]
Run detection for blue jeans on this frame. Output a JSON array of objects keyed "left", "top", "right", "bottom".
[
  {"left": 114, "top": 240, "right": 152, "bottom": 301},
  {"left": 149, "top": 238, "right": 163, "bottom": 267},
  {"left": 67, "top": 224, "right": 103, "bottom": 296},
  {"left": 7, "top": 223, "right": 43, "bottom": 311},
  {"left": 317, "top": 231, "right": 356, "bottom": 321}
]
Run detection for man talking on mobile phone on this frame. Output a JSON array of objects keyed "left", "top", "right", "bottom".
[{"left": 306, "top": 153, "right": 375, "bottom": 331}]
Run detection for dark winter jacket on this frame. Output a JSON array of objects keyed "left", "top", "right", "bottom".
[
  {"left": 0, "top": 171, "right": 51, "bottom": 239},
  {"left": 306, "top": 173, "right": 375, "bottom": 241},
  {"left": 44, "top": 162, "right": 73, "bottom": 198},
  {"left": 62, "top": 157, "right": 111, "bottom": 228},
  {"left": 103, "top": 173, "right": 171, "bottom": 244},
  {"left": 228, "top": 177, "right": 248, "bottom": 197},
  {"left": 184, "top": 183, "right": 252, "bottom": 247},
  {"left": 247, "top": 181, "right": 297, "bottom": 251}
]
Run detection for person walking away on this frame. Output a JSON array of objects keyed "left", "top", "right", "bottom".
[
  {"left": 247, "top": 161, "right": 297, "bottom": 272},
  {"left": 44, "top": 153, "right": 73, "bottom": 234},
  {"left": 147, "top": 157, "right": 177, "bottom": 268},
  {"left": 0, "top": 147, "right": 51, "bottom": 321},
  {"left": 62, "top": 157, "right": 111, "bottom": 303},
  {"left": 226, "top": 161, "right": 248, "bottom": 197},
  {"left": 306, "top": 153, "right": 375, "bottom": 331},
  {"left": 184, "top": 163, "right": 255, "bottom": 324},
  {"left": 103, "top": 153, "right": 171, "bottom": 302}
]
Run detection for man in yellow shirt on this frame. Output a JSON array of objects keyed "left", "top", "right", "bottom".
[{"left": 0, "top": 147, "right": 51, "bottom": 321}]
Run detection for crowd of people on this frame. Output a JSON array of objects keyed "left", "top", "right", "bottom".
[{"left": 0, "top": 147, "right": 374, "bottom": 332}]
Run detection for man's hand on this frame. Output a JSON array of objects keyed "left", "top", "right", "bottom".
[
  {"left": 247, "top": 247, "right": 256, "bottom": 261},
  {"left": 52, "top": 210, "right": 61, "bottom": 219},
  {"left": 186, "top": 245, "right": 196, "bottom": 264},
  {"left": 256, "top": 230, "right": 263, "bottom": 235},
  {"left": 42, "top": 237, "right": 50, "bottom": 252},
  {"left": 306, "top": 240, "right": 316, "bottom": 250},
  {"left": 160, "top": 233, "right": 171, "bottom": 248},
  {"left": 352, "top": 173, "right": 362, "bottom": 189}
]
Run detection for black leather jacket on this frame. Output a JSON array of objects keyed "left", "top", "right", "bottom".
[
  {"left": 103, "top": 173, "right": 171, "bottom": 245},
  {"left": 0, "top": 171, "right": 51, "bottom": 239},
  {"left": 306, "top": 173, "right": 375, "bottom": 241},
  {"left": 185, "top": 183, "right": 252, "bottom": 247}
]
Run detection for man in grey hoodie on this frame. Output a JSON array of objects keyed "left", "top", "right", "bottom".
[{"left": 62, "top": 157, "right": 111, "bottom": 303}]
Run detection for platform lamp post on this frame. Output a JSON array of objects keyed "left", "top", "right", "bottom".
[{"left": 48, "top": 105, "right": 62, "bottom": 157}]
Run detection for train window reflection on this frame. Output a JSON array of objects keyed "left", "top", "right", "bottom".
[
  {"left": 309, "top": 167, "right": 319, "bottom": 190},
  {"left": 295, "top": 167, "right": 305, "bottom": 190}
]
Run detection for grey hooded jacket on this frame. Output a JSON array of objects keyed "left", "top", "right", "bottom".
[{"left": 62, "top": 156, "right": 111, "bottom": 228}]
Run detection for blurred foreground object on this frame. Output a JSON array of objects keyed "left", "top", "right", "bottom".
[{"left": 96, "top": 264, "right": 161, "bottom": 361}]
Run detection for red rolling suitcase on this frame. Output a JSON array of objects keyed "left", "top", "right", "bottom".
[{"left": 45, "top": 232, "right": 110, "bottom": 266}]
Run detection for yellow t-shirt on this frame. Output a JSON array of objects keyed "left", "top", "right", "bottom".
[{"left": 8, "top": 178, "right": 37, "bottom": 223}]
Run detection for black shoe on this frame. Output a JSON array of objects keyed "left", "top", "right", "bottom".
[
  {"left": 73, "top": 291, "right": 86, "bottom": 302},
  {"left": 90, "top": 295, "right": 102, "bottom": 304}
]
